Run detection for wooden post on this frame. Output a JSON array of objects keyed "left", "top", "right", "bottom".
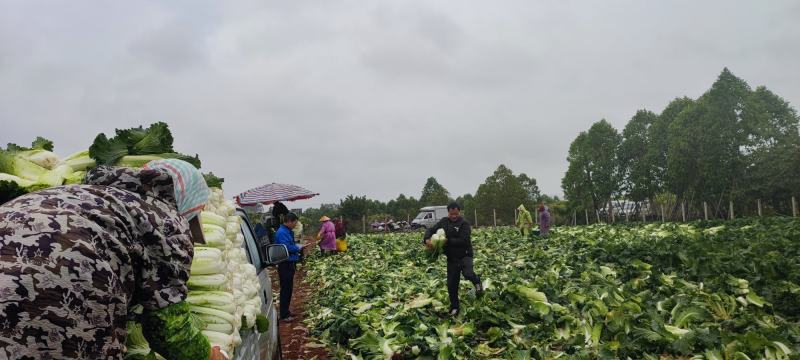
[
  {"left": 514, "top": 208, "right": 518, "bottom": 224},
  {"left": 595, "top": 210, "right": 600, "bottom": 223},
  {"left": 704, "top": 202, "right": 709, "bottom": 220},
  {"left": 493, "top": 209, "right": 497, "bottom": 227},
  {"left": 681, "top": 203, "right": 686, "bottom": 222},
  {"left": 729, "top": 200, "right": 734, "bottom": 220},
  {"left": 474, "top": 209, "right": 478, "bottom": 227},
  {"left": 793, "top": 197, "right": 797, "bottom": 217},
  {"left": 573, "top": 210, "right": 577, "bottom": 226},
  {"left": 585, "top": 209, "right": 589, "bottom": 225},
  {"left": 407, "top": 213, "right": 410, "bottom": 223},
  {"left": 362, "top": 214, "right": 366, "bottom": 233},
  {"left": 757, "top": 199, "right": 762, "bottom": 217}
]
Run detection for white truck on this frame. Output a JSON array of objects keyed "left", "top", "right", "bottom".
[{"left": 410, "top": 206, "right": 449, "bottom": 229}]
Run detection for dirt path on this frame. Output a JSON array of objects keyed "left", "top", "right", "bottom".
[{"left": 270, "top": 238, "right": 330, "bottom": 360}]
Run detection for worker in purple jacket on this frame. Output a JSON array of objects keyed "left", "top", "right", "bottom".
[
  {"left": 317, "top": 216, "right": 337, "bottom": 254},
  {"left": 538, "top": 204, "right": 551, "bottom": 237}
]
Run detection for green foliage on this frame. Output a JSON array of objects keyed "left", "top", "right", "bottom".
[
  {"left": 6, "top": 136, "right": 54, "bottom": 152},
  {"left": 740, "top": 86, "right": 800, "bottom": 212},
  {"left": 517, "top": 173, "right": 541, "bottom": 205},
  {"left": 124, "top": 321, "right": 166, "bottom": 360},
  {"left": 337, "top": 194, "right": 382, "bottom": 232},
  {"left": 203, "top": 172, "right": 224, "bottom": 189},
  {"left": 30, "top": 136, "right": 55, "bottom": 151},
  {"left": 562, "top": 120, "right": 622, "bottom": 216},
  {"left": 667, "top": 68, "right": 750, "bottom": 206},
  {"left": 116, "top": 122, "right": 173, "bottom": 155},
  {"left": 619, "top": 110, "right": 659, "bottom": 203},
  {"left": 140, "top": 301, "right": 211, "bottom": 360},
  {"left": 304, "top": 219, "right": 800, "bottom": 359},
  {"left": 255, "top": 314, "right": 269, "bottom": 333},
  {"left": 307, "top": 167, "right": 542, "bottom": 229},
  {"left": 386, "top": 193, "right": 421, "bottom": 220},
  {"left": 474, "top": 164, "right": 532, "bottom": 225},
  {"left": 420, "top": 177, "right": 451, "bottom": 206},
  {"left": 565, "top": 68, "right": 800, "bottom": 218},
  {"left": 652, "top": 97, "right": 694, "bottom": 197},
  {"left": 0, "top": 180, "right": 28, "bottom": 204},
  {"left": 89, "top": 132, "right": 130, "bottom": 166},
  {"left": 89, "top": 122, "right": 201, "bottom": 168}
]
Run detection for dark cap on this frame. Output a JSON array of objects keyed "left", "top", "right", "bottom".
[{"left": 447, "top": 202, "right": 461, "bottom": 211}]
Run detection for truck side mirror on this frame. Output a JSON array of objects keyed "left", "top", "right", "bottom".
[{"left": 263, "top": 244, "right": 289, "bottom": 266}]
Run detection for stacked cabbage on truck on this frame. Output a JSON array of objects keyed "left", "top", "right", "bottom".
[{"left": 0, "top": 123, "right": 274, "bottom": 359}]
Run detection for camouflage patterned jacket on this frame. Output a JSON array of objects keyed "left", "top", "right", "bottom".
[{"left": 0, "top": 166, "right": 194, "bottom": 360}]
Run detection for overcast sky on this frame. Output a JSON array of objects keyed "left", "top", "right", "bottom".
[{"left": 2, "top": 1, "right": 799, "bottom": 208}]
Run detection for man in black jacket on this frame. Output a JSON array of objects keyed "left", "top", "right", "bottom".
[{"left": 423, "top": 202, "right": 483, "bottom": 316}]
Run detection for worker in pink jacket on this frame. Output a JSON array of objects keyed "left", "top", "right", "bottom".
[{"left": 317, "top": 216, "right": 338, "bottom": 254}]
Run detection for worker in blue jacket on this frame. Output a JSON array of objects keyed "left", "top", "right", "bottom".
[{"left": 274, "top": 212, "right": 303, "bottom": 320}]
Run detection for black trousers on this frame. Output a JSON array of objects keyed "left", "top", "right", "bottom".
[
  {"left": 446, "top": 256, "right": 481, "bottom": 311},
  {"left": 278, "top": 262, "right": 296, "bottom": 319}
]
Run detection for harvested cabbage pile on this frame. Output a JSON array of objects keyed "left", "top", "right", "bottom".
[
  {"left": 124, "top": 320, "right": 163, "bottom": 360},
  {"left": 140, "top": 302, "right": 211, "bottom": 360},
  {"left": 0, "top": 123, "right": 203, "bottom": 204},
  {"left": 89, "top": 122, "right": 201, "bottom": 168},
  {"left": 0, "top": 137, "right": 83, "bottom": 202},
  {"left": 186, "top": 185, "right": 267, "bottom": 356}
]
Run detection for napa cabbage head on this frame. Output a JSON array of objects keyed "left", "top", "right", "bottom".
[
  {"left": 0, "top": 149, "right": 49, "bottom": 181},
  {"left": 89, "top": 122, "right": 201, "bottom": 168},
  {"left": 427, "top": 229, "right": 447, "bottom": 260},
  {"left": 5, "top": 137, "right": 59, "bottom": 169},
  {"left": 124, "top": 321, "right": 167, "bottom": 360},
  {"left": 60, "top": 149, "right": 96, "bottom": 171},
  {"left": 140, "top": 302, "right": 210, "bottom": 360}
]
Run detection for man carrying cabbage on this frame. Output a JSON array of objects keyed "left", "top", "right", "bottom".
[{"left": 423, "top": 202, "right": 483, "bottom": 316}]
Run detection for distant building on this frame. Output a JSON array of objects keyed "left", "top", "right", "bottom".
[{"left": 291, "top": 208, "right": 303, "bottom": 215}]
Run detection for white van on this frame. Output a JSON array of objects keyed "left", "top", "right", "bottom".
[{"left": 411, "top": 206, "right": 449, "bottom": 229}]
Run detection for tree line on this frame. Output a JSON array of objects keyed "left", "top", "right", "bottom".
[
  {"left": 301, "top": 165, "right": 550, "bottom": 233},
  {"left": 562, "top": 68, "right": 800, "bottom": 220}
]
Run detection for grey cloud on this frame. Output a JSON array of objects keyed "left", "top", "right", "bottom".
[
  {"left": 128, "top": 24, "right": 207, "bottom": 72},
  {"left": 1, "top": 0, "right": 799, "bottom": 208}
]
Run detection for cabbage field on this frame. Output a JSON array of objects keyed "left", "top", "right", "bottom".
[{"left": 304, "top": 219, "right": 800, "bottom": 359}]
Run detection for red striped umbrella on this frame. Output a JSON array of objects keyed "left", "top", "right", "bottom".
[{"left": 235, "top": 183, "right": 319, "bottom": 206}]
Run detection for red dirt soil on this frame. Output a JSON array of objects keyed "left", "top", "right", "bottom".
[{"left": 270, "top": 238, "right": 330, "bottom": 360}]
